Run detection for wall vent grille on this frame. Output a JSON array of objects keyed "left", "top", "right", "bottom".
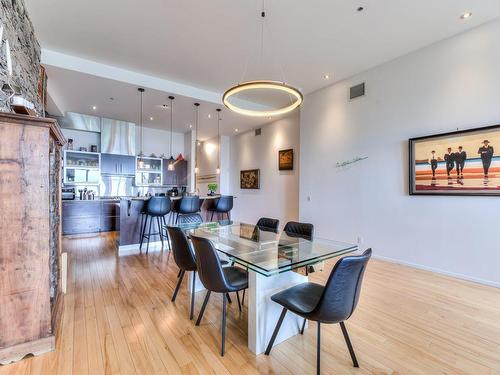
[
  {"left": 350, "top": 82, "right": 365, "bottom": 100},
  {"left": 255, "top": 128, "right": 262, "bottom": 136}
]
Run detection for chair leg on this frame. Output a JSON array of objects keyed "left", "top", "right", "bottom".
[
  {"left": 139, "top": 215, "right": 148, "bottom": 251},
  {"left": 162, "top": 216, "right": 171, "bottom": 250},
  {"left": 146, "top": 216, "right": 153, "bottom": 254},
  {"left": 171, "top": 270, "right": 185, "bottom": 302},
  {"left": 190, "top": 272, "right": 196, "bottom": 320},
  {"left": 264, "top": 307, "right": 287, "bottom": 355},
  {"left": 317, "top": 322, "right": 321, "bottom": 375},
  {"left": 340, "top": 322, "right": 359, "bottom": 368},
  {"left": 226, "top": 293, "right": 232, "bottom": 304},
  {"left": 157, "top": 216, "right": 164, "bottom": 248},
  {"left": 195, "top": 291, "right": 211, "bottom": 326},
  {"left": 236, "top": 291, "right": 241, "bottom": 312},
  {"left": 177, "top": 269, "right": 182, "bottom": 278},
  {"left": 211, "top": 211, "right": 214, "bottom": 221},
  {"left": 300, "top": 318, "right": 307, "bottom": 334},
  {"left": 241, "top": 289, "right": 245, "bottom": 306},
  {"left": 221, "top": 293, "right": 227, "bottom": 356}
]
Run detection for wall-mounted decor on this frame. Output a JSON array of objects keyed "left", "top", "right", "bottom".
[
  {"left": 240, "top": 169, "right": 260, "bottom": 189},
  {"left": 336, "top": 156, "right": 368, "bottom": 168},
  {"left": 409, "top": 124, "right": 499, "bottom": 196},
  {"left": 279, "top": 149, "right": 294, "bottom": 170}
]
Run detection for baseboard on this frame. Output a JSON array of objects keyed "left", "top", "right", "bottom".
[
  {"left": 118, "top": 241, "right": 165, "bottom": 256},
  {"left": 373, "top": 254, "right": 500, "bottom": 289},
  {"left": 0, "top": 336, "right": 55, "bottom": 365}
]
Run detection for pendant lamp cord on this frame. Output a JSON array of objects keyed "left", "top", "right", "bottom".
[{"left": 169, "top": 96, "right": 174, "bottom": 157}]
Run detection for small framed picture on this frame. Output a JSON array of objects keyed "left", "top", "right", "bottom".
[
  {"left": 279, "top": 149, "right": 294, "bottom": 171},
  {"left": 409, "top": 124, "right": 499, "bottom": 196},
  {"left": 240, "top": 169, "right": 260, "bottom": 189}
]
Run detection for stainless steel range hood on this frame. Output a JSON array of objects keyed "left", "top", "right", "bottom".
[
  {"left": 59, "top": 112, "right": 101, "bottom": 132},
  {"left": 100, "top": 118, "right": 136, "bottom": 156}
]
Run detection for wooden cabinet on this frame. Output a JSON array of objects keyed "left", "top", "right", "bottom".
[
  {"left": 163, "top": 159, "right": 188, "bottom": 186},
  {"left": 101, "top": 153, "right": 135, "bottom": 175},
  {"left": 0, "top": 113, "right": 65, "bottom": 364},
  {"left": 62, "top": 200, "right": 120, "bottom": 235}
]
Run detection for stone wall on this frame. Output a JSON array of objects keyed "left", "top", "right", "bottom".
[{"left": 0, "top": 0, "right": 42, "bottom": 114}]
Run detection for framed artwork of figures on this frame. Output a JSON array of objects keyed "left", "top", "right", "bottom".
[
  {"left": 409, "top": 124, "right": 499, "bottom": 196},
  {"left": 240, "top": 169, "right": 260, "bottom": 189},
  {"left": 278, "top": 149, "right": 294, "bottom": 170}
]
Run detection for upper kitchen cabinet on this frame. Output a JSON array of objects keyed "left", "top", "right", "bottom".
[
  {"left": 163, "top": 159, "right": 188, "bottom": 186},
  {"left": 64, "top": 150, "right": 100, "bottom": 185},
  {"left": 100, "top": 118, "right": 136, "bottom": 156},
  {"left": 135, "top": 156, "right": 162, "bottom": 186},
  {"left": 101, "top": 153, "right": 136, "bottom": 175}
]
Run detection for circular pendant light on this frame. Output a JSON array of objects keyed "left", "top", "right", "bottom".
[
  {"left": 223, "top": 2, "right": 302, "bottom": 117},
  {"left": 223, "top": 80, "right": 302, "bottom": 117}
]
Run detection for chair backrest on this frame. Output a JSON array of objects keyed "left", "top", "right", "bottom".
[
  {"left": 190, "top": 235, "right": 232, "bottom": 293},
  {"left": 216, "top": 196, "right": 233, "bottom": 213},
  {"left": 177, "top": 213, "right": 203, "bottom": 225},
  {"left": 283, "top": 221, "right": 314, "bottom": 240},
  {"left": 166, "top": 226, "right": 197, "bottom": 271},
  {"left": 146, "top": 196, "right": 171, "bottom": 216},
  {"left": 310, "top": 249, "right": 372, "bottom": 323},
  {"left": 256, "top": 217, "right": 280, "bottom": 232},
  {"left": 179, "top": 196, "right": 200, "bottom": 214}
]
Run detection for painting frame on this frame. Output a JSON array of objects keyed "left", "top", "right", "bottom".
[
  {"left": 278, "top": 149, "right": 294, "bottom": 171},
  {"left": 240, "top": 169, "right": 260, "bottom": 189},
  {"left": 409, "top": 123, "right": 500, "bottom": 196}
]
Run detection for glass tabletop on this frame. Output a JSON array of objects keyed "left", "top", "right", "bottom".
[{"left": 177, "top": 221, "right": 358, "bottom": 276}]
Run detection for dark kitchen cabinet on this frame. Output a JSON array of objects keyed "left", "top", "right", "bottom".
[
  {"left": 101, "top": 153, "right": 135, "bottom": 175},
  {"left": 163, "top": 159, "right": 188, "bottom": 186},
  {"left": 62, "top": 200, "right": 120, "bottom": 234}
]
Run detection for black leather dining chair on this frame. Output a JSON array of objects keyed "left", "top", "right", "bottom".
[
  {"left": 283, "top": 221, "right": 314, "bottom": 240},
  {"left": 190, "top": 235, "right": 248, "bottom": 356},
  {"left": 256, "top": 217, "right": 280, "bottom": 232},
  {"left": 210, "top": 195, "right": 233, "bottom": 221},
  {"left": 265, "top": 249, "right": 372, "bottom": 375},
  {"left": 166, "top": 226, "right": 198, "bottom": 320}
]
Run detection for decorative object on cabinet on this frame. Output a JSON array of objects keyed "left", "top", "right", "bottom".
[
  {"left": 240, "top": 169, "right": 260, "bottom": 189},
  {"left": 278, "top": 149, "right": 294, "bottom": 170},
  {"left": 409, "top": 124, "right": 500, "bottom": 196},
  {"left": 0, "top": 113, "right": 65, "bottom": 364}
]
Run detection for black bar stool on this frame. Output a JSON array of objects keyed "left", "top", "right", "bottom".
[
  {"left": 210, "top": 195, "right": 233, "bottom": 221},
  {"left": 176, "top": 196, "right": 200, "bottom": 223},
  {"left": 139, "top": 196, "right": 171, "bottom": 253}
]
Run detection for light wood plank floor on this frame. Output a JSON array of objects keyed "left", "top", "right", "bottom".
[{"left": 1, "top": 232, "right": 500, "bottom": 374}]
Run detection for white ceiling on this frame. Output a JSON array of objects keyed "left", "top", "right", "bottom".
[
  {"left": 44, "top": 65, "right": 277, "bottom": 139},
  {"left": 25, "top": 0, "right": 500, "bottom": 137}
]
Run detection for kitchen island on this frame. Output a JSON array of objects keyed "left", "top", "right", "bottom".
[{"left": 118, "top": 195, "right": 220, "bottom": 255}]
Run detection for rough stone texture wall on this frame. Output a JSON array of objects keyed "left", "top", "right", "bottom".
[{"left": 0, "top": 0, "right": 42, "bottom": 114}]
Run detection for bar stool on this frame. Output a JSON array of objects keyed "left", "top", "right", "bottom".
[
  {"left": 140, "top": 196, "right": 171, "bottom": 253},
  {"left": 170, "top": 197, "right": 181, "bottom": 224},
  {"left": 176, "top": 196, "right": 200, "bottom": 224},
  {"left": 210, "top": 196, "right": 233, "bottom": 221}
]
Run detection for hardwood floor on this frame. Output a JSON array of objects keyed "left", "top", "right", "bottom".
[{"left": 1, "top": 232, "right": 500, "bottom": 374}]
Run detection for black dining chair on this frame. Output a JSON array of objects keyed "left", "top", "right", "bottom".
[
  {"left": 210, "top": 195, "right": 233, "bottom": 221},
  {"left": 140, "top": 196, "right": 171, "bottom": 253},
  {"left": 283, "top": 221, "right": 314, "bottom": 240},
  {"left": 176, "top": 196, "right": 201, "bottom": 223},
  {"left": 190, "top": 235, "right": 248, "bottom": 356},
  {"left": 166, "top": 226, "right": 198, "bottom": 320},
  {"left": 256, "top": 217, "right": 280, "bottom": 232},
  {"left": 265, "top": 249, "right": 372, "bottom": 375},
  {"left": 177, "top": 213, "right": 203, "bottom": 225}
]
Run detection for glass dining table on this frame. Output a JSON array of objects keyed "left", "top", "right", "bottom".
[{"left": 177, "top": 220, "right": 358, "bottom": 354}]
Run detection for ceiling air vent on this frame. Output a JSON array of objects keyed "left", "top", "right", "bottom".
[
  {"left": 349, "top": 82, "right": 365, "bottom": 100},
  {"left": 255, "top": 128, "right": 262, "bottom": 136}
]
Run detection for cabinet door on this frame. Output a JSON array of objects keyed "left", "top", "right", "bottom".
[
  {"left": 118, "top": 155, "right": 136, "bottom": 175},
  {"left": 101, "top": 153, "right": 119, "bottom": 174},
  {"left": 177, "top": 160, "right": 188, "bottom": 186}
]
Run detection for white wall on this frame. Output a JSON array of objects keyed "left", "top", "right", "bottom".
[
  {"left": 300, "top": 20, "right": 500, "bottom": 286},
  {"left": 61, "top": 128, "right": 100, "bottom": 151},
  {"left": 196, "top": 136, "right": 220, "bottom": 195},
  {"left": 229, "top": 113, "right": 300, "bottom": 227}
]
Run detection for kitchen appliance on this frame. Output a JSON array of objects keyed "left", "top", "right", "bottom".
[
  {"left": 62, "top": 187, "right": 76, "bottom": 200},
  {"left": 101, "top": 118, "right": 136, "bottom": 155}
]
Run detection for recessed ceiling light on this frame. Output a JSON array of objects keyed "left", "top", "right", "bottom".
[
  {"left": 109, "top": 97, "right": 114, "bottom": 101},
  {"left": 208, "top": 114, "right": 211, "bottom": 118},
  {"left": 197, "top": 141, "right": 201, "bottom": 146},
  {"left": 324, "top": 74, "right": 330, "bottom": 80},
  {"left": 150, "top": 117, "right": 154, "bottom": 121},
  {"left": 357, "top": 6, "right": 364, "bottom": 12},
  {"left": 92, "top": 105, "right": 97, "bottom": 110},
  {"left": 460, "top": 12, "right": 472, "bottom": 19},
  {"left": 189, "top": 124, "right": 193, "bottom": 129},
  {"left": 234, "top": 128, "right": 239, "bottom": 132},
  {"left": 161, "top": 104, "right": 169, "bottom": 109}
]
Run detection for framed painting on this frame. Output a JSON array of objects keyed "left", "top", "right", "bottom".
[
  {"left": 279, "top": 149, "right": 294, "bottom": 170},
  {"left": 409, "top": 124, "right": 499, "bottom": 196},
  {"left": 240, "top": 169, "right": 260, "bottom": 189}
]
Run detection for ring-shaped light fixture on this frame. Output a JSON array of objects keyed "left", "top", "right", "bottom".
[{"left": 223, "top": 80, "right": 303, "bottom": 117}]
